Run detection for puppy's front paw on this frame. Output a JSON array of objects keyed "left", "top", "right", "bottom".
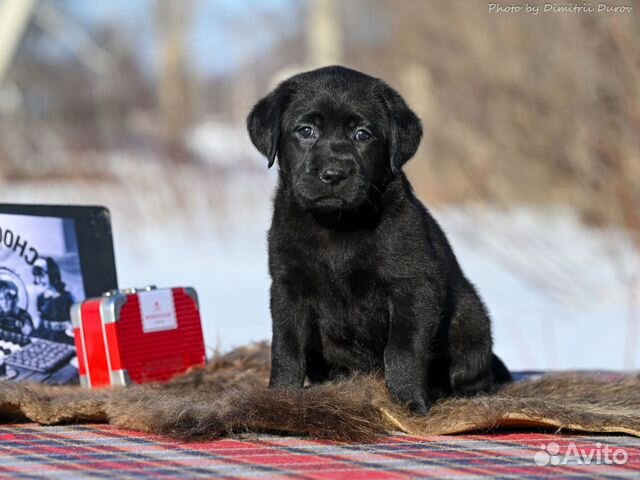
[
  {"left": 387, "top": 385, "right": 431, "bottom": 415},
  {"left": 406, "top": 397, "right": 431, "bottom": 415},
  {"left": 268, "top": 377, "right": 301, "bottom": 389}
]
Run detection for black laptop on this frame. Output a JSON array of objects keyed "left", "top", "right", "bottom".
[{"left": 0, "top": 204, "right": 118, "bottom": 384}]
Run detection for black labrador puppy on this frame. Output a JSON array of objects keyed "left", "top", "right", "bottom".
[{"left": 247, "top": 66, "right": 510, "bottom": 414}]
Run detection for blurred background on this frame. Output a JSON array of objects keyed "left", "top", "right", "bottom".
[{"left": 0, "top": 0, "right": 638, "bottom": 370}]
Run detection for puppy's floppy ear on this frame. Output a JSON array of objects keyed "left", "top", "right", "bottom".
[
  {"left": 247, "top": 82, "right": 292, "bottom": 168},
  {"left": 381, "top": 85, "right": 423, "bottom": 176}
]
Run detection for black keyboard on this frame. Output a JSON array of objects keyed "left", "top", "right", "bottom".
[
  {"left": 4, "top": 339, "right": 75, "bottom": 374},
  {"left": 0, "top": 329, "right": 31, "bottom": 348}
]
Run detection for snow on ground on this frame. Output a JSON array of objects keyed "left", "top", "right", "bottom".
[
  {"left": 436, "top": 207, "right": 639, "bottom": 371},
  {"left": 1, "top": 158, "right": 638, "bottom": 371}
]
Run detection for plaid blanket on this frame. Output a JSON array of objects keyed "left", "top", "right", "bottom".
[{"left": 0, "top": 424, "right": 638, "bottom": 479}]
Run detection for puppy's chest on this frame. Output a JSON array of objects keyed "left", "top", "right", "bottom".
[
  {"left": 302, "top": 249, "right": 390, "bottom": 341},
  {"left": 306, "top": 237, "right": 386, "bottom": 300},
  {"left": 276, "top": 232, "right": 391, "bottom": 368},
  {"left": 277, "top": 225, "right": 390, "bottom": 309}
]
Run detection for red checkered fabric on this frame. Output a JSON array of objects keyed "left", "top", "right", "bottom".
[{"left": 0, "top": 424, "right": 638, "bottom": 479}]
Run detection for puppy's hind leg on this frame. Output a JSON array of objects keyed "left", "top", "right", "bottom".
[
  {"left": 491, "top": 353, "right": 512, "bottom": 384},
  {"left": 450, "top": 351, "right": 512, "bottom": 395},
  {"left": 447, "top": 291, "right": 496, "bottom": 396}
]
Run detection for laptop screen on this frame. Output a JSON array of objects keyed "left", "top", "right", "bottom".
[{"left": 0, "top": 205, "right": 118, "bottom": 384}]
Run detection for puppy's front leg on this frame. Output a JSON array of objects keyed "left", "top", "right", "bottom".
[
  {"left": 268, "top": 281, "right": 308, "bottom": 389},
  {"left": 384, "top": 288, "right": 440, "bottom": 414}
]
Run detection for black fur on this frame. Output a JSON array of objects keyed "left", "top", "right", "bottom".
[{"left": 247, "top": 66, "right": 510, "bottom": 414}]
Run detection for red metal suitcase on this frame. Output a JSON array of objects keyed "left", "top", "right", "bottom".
[{"left": 71, "top": 286, "right": 206, "bottom": 388}]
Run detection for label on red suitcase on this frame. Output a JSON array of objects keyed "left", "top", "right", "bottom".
[
  {"left": 71, "top": 286, "right": 206, "bottom": 389},
  {"left": 139, "top": 289, "right": 178, "bottom": 333}
]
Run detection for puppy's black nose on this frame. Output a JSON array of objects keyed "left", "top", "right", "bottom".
[{"left": 320, "top": 167, "right": 349, "bottom": 184}]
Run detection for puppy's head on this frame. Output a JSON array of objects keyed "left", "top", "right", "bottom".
[{"left": 247, "top": 66, "right": 422, "bottom": 212}]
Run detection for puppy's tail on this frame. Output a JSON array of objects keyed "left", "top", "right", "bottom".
[{"left": 491, "top": 353, "right": 512, "bottom": 384}]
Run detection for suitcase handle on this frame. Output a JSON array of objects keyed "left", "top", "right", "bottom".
[{"left": 103, "top": 285, "right": 157, "bottom": 297}]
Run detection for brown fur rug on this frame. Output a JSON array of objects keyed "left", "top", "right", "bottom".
[{"left": 1, "top": 342, "right": 639, "bottom": 441}]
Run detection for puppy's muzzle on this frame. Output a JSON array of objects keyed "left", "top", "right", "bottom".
[{"left": 320, "top": 167, "right": 350, "bottom": 185}]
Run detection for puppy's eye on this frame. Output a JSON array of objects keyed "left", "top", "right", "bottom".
[
  {"left": 354, "top": 129, "right": 372, "bottom": 142},
  {"left": 297, "top": 126, "right": 314, "bottom": 138}
]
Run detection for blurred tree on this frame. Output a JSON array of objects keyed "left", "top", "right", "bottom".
[
  {"left": 157, "top": 0, "right": 193, "bottom": 161},
  {"left": 0, "top": 0, "right": 36, "bottom": 84},
  {"left": 307, "top": 0, "right": 342, "bottom": 67},
  {"left": 0, "top": 1, "right": 156, "bottom": 179}
]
